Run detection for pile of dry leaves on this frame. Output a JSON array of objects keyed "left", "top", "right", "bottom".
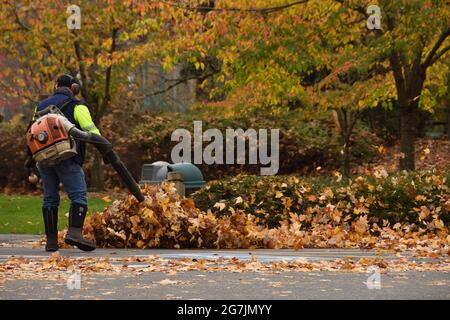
[{"left": 61, "top": 183, "right": 450, "bottom": 257}]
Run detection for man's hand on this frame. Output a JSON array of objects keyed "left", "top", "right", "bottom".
[{"left": 28, "top": 173, "right": 39, "bottom": 184}]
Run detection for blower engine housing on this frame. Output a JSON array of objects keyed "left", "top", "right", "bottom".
[{"left": 27, "top": 113, "right": 77, "bottom": 166}]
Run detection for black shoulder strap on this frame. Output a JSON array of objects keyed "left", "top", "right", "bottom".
[{"left": 59, "top": 99, "right": 75, "bottom": 112}]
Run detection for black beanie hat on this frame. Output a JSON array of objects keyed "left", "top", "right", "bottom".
[{"left": 56, "top": 74, "right": 74, "bottom": 88}]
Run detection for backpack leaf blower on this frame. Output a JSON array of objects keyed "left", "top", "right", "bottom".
[{"left": 27, "top": 105, "right": 145, "bottom": 203}]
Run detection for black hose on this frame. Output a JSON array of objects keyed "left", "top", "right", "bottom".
[
  {"left": 69, "top": 128, "right": 145, "bottom": 202},
  {"left": 103, "top": 150, "right": 145, "bottom": 203},
  {"left": 69, "top": 128, "right": 112, "bottom": 153}
]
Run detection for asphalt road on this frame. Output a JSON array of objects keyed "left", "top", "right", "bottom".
[
  {"left": 2, "top": 270, "right": 450, "bottom": 300},
  {"left": 0, "top": 235, "right": 449, "bottom": 300}
]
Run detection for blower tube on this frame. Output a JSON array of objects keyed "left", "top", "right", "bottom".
[{"left": 68, "top": 127, "right": 145, "bottom": 203}]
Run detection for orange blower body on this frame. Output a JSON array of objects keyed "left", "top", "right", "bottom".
[{"left": 26, "top": 114, "right": 77, "bottom": 166}]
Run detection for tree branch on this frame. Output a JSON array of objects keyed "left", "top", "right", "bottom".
[
  {"left": 10, "top": 5, "right": 62, "bottom": 63},
  {"left": 334, "top": 0, "right": 368, "bottom": 19},
  {"left": 405, "top": 47, "right": 423, "bottom": 86},
  {"left": 11, "top": 4, "right": 30, "bottom": 31},
  {"left": 73, "top": 36, "right": 90, "bottom": 104},
  {"left": 161, "top": 0, "right": 308, "bottom": 14},
  {"left": 429, "top": 45, "right": 450, "bottom": 66},
  {"left": 98, "top": 27, "right": 119, "bottom": 121},
  {"left": 346, "top": 110, "right": 360, "bottom": 142},
  {"left": 389, "top": 50, "right": 407, "bottom": 105},
  {"left": 149, "top": 71, "right": 216, "bottom": 96},
  {"left": 422, "top": 27, "right": 450, "bottom": 68}
]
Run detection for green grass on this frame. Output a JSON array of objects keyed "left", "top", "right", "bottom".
[{"left": 0, "top": 195, "right": 109, "bottom": 234}]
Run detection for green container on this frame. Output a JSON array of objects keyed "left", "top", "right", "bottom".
[{"left": 140, "top": 162, "right": 205, "bottom": 196}]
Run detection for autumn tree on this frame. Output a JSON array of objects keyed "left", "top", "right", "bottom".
[
  {"left": 351, "top": 0, "right": 449, "bottom": 170},
  {"left": 0, "top": 0, "right": 179, "bottom": 189},
  {"left": 169, "top": 0, "right": 450, "bottom": 171},
  {"left": 1, "top": 0, "right": 448, "bottom": 181}
]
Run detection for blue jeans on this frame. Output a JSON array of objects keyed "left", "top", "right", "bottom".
[{"left": 37, "top": 159, "right": 87, "bottom": 208}]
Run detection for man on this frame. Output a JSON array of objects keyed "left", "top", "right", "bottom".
[{"left": 32, "top": 74, "right": 100, "bottom": 252}]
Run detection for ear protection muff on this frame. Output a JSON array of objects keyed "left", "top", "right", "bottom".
[
  {"left": 71, "top": 82, "right": 81, "bottom": 95},
  {"left": 60, "top": 74, "right": 81, "bottom": 95}
]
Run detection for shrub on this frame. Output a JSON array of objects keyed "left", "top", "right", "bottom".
[
  {"left": 192, "top": 170, "right": 450, "bottom": 228},
  {"left": 0, "top": 123, "right": 29, "bottom": 190}
]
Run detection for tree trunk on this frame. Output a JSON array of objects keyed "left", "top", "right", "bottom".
[
  {"left": 447, "top": 71, "right": 450, "bottom": 139},
  {"left": 343, "top": 141, "right": 350, "bottom": 177},
  {"left": 399, "top": 103, "right": 418, "bottom": 170},
  {"left": 333, "top": 109, "right": 357, "bottom": 177},
  {"left": 90, "top": 150, "right": 105, "bottom": 191},
  {"left": 447, "top": 96, "right": 450, "bottom": 139}
]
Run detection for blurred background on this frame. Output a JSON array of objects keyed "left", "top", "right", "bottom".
[{"left": 0, "top": 0, "right": 448, "bottom": 193}]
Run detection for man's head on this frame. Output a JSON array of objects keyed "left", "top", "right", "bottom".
[{"left": 56, "top": 74, "right": 80, "bottom": 95}]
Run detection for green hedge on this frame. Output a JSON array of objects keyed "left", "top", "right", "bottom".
[{"left": 192, "top": 171, "right": 450, "bottom": 229}]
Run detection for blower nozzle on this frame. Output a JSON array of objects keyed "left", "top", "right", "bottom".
[{"left": 68, "top": 128, "right": 145, "bottom": 203}]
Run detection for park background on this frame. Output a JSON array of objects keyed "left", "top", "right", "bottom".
[{"left": 0, "top": 1, "right": 448, "bottom": 243}]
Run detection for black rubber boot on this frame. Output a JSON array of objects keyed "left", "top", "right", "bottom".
[
  {"left": 64, "top": 203, "right": 96, "bottom": 252},
  {"left": 42, "top": 207, "right": 59, "bottom": 252}
]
